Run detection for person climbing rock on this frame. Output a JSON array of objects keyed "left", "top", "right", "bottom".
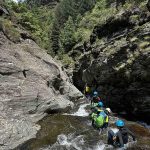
[
  {"left": 102, "top": 108, "right": 111, "bottom": 128},
  {"left": 84, "top": 83, "right": 92, "bottom": 100},
  {"left": 90, "top": 101, "right": 104, "bottom": 122},
  {"left": 108, "top": 120, "right": 136, "bottom": 149},
  {"left": 91, "top": 108, "right": 111, "bottom": 133},
  {"left": 91, "top": 91, "right": 101, "bottom": 106},
  {"left": 91, "top": 101, "right": 104, "bottom": 114}
]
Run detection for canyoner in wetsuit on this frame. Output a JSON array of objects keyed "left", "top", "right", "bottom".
[
  {"left": 91, "top": 91, "right": 101, "bottom": 106},
  {"left": 108, "top": 120, "right": 136, "bottom": 149},
  {"left": 84, "top": 84, "right": 92, "bottom": 100},
  {"left": 91, "top": 101, "right": 104, "bottom": 114},
  {"left": 91, "top": 107, "right": 111, "bottom": 132}
]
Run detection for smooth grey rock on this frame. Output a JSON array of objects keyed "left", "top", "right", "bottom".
[{"left": 0, "top": 32, "right": 83, "bottom": 149}]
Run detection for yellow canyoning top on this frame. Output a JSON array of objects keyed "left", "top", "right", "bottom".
[{"left": 85, "top": 86, "right": 91, "bottom": 93}]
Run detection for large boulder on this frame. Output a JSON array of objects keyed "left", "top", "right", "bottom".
[{"left": 0, "top": 31, "right": 83, "bottom": 149}]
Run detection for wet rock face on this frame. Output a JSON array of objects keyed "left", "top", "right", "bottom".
[
  {"left": 0, "top": 31, "right": 83, "bottom": 149},
  {"left": 73, "top": 8, "right": 150, "bottom": 122}
]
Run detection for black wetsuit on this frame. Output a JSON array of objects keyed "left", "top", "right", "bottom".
[{"left": 108, "top": 127, "right": 136, "bottom": 148}]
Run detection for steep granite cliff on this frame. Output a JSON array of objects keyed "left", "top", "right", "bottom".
[
  {"left": 73, "top": 6, "right": 150, "bottom": 122},
  {"left": 0, "top": 11, "right": 82, "bottom": 150}
]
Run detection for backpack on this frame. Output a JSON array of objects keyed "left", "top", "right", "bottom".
[
  {"left": 95, "top": 111, "right": 107, "bottom": 128},
  {"left": 95, "top": 115, "right": 105, "bottom": 127}
]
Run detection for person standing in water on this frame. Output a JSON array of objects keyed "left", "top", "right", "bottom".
[
  {"left": 91, "top": 91, "right": 101, "bottom": 106},
  {"left": 108, "top": 120, "right": 136, "bottom": 149},
  {"left": 91, "top": 107, "right": 111, "bottom": 133},
  {"left": 84, "top": 83, "right": 92, "bottom": 101}
]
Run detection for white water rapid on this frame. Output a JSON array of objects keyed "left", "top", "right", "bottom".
[{"left": 64, "top": 103, "right": 90, "bottom": 117}]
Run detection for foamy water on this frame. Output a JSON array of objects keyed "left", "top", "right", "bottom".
[
  {"left": 40, "top": 103, "right": 137, "bottom": 150},
  {"left": 40, "top": 133, "right": 85, "bottom": 150},
  {"left": 40, "top": 133, "right": 107, "bottom": 150},
  {"left": 64, "top": 103, "right": 89, "bottom": 117}
]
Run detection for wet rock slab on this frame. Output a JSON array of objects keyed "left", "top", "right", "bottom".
[{"left": 0, "top": 31, "right": 83, "bottom": 150}]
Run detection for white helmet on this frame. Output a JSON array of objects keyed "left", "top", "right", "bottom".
[{"left": 106, "top": 108, "right": 111, "bottom": 114}]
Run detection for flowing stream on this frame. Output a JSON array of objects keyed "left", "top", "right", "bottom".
[{"left": 20, "top": 101, "right": 150, "bottom": 150}]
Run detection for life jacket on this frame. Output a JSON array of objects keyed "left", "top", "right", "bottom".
[
  {"left": 105, "top": 116, "right": 109, "bottom": 123},
  {"left": 99, "top": 111, "right": 107, "bottom": 118}
]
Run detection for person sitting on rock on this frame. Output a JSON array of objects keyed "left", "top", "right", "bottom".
[
  {"left": 91, "top": 108, "right": 111, "bottom": 133},
  {"left": 108, "top": 120, "right": 136, "bottom": 149},
  {"left": 91, "top": 91, "right": 101, "bottom": 106},
  {"left": 84, "top": 83, "right": 92, "bottom": 100}
]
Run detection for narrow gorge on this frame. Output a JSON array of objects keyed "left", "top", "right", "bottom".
[{"left": 0, "top": 0, "right": 150, "bottom": 150}]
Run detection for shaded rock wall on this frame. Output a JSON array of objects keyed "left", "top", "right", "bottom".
[
  {"left": 73, "top": 8, "right": 150, "bottom": 122},
  {"left": 0, "top": 31, "right": 83, "bottom": 149}
]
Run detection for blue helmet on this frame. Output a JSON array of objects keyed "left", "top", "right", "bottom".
[
  {"left": 93, "top": 91, "right": 98, "bottom": 96},
  {"left": 115, "top": 120, "right": 125, "bottom": 127},
  {"left": 98, "top": 102, "right": 103, "bottom": 107}
]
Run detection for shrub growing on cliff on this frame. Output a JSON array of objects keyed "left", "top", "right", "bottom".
[
  {"left": 0, "top": 18, "right": 20, "bottom": 42},
  {"left": 77, "top": 0, "right": 116, "bottom": 41},
  {"left": 57, "top": 49, "right": 75, "bottom": 69}
]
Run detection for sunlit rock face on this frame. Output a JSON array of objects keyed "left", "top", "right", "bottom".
[{"left": 0, "top": 29, "right": 82, "bottom": 149}]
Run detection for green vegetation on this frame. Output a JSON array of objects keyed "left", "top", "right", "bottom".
[
  {"left": 3, "top": 0, "right": 148, "bottom": 67},
  {"left": 58, "top": 51, "right": 75, "bottom": 69},
  {"left": 60, "top": 16, "right": 76, "bottom": 52},
  {"left": 5, "top": 0, "right": 54, "bottom": 50},
  {"left": 78, "top": 0, "right": 117, "bottom": 40},
  {"left": 0, "top": 17, "right": 20, "bottom": 42},
  {"left": 51, "top": 0, "right": 96, "bottom": 54}
]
